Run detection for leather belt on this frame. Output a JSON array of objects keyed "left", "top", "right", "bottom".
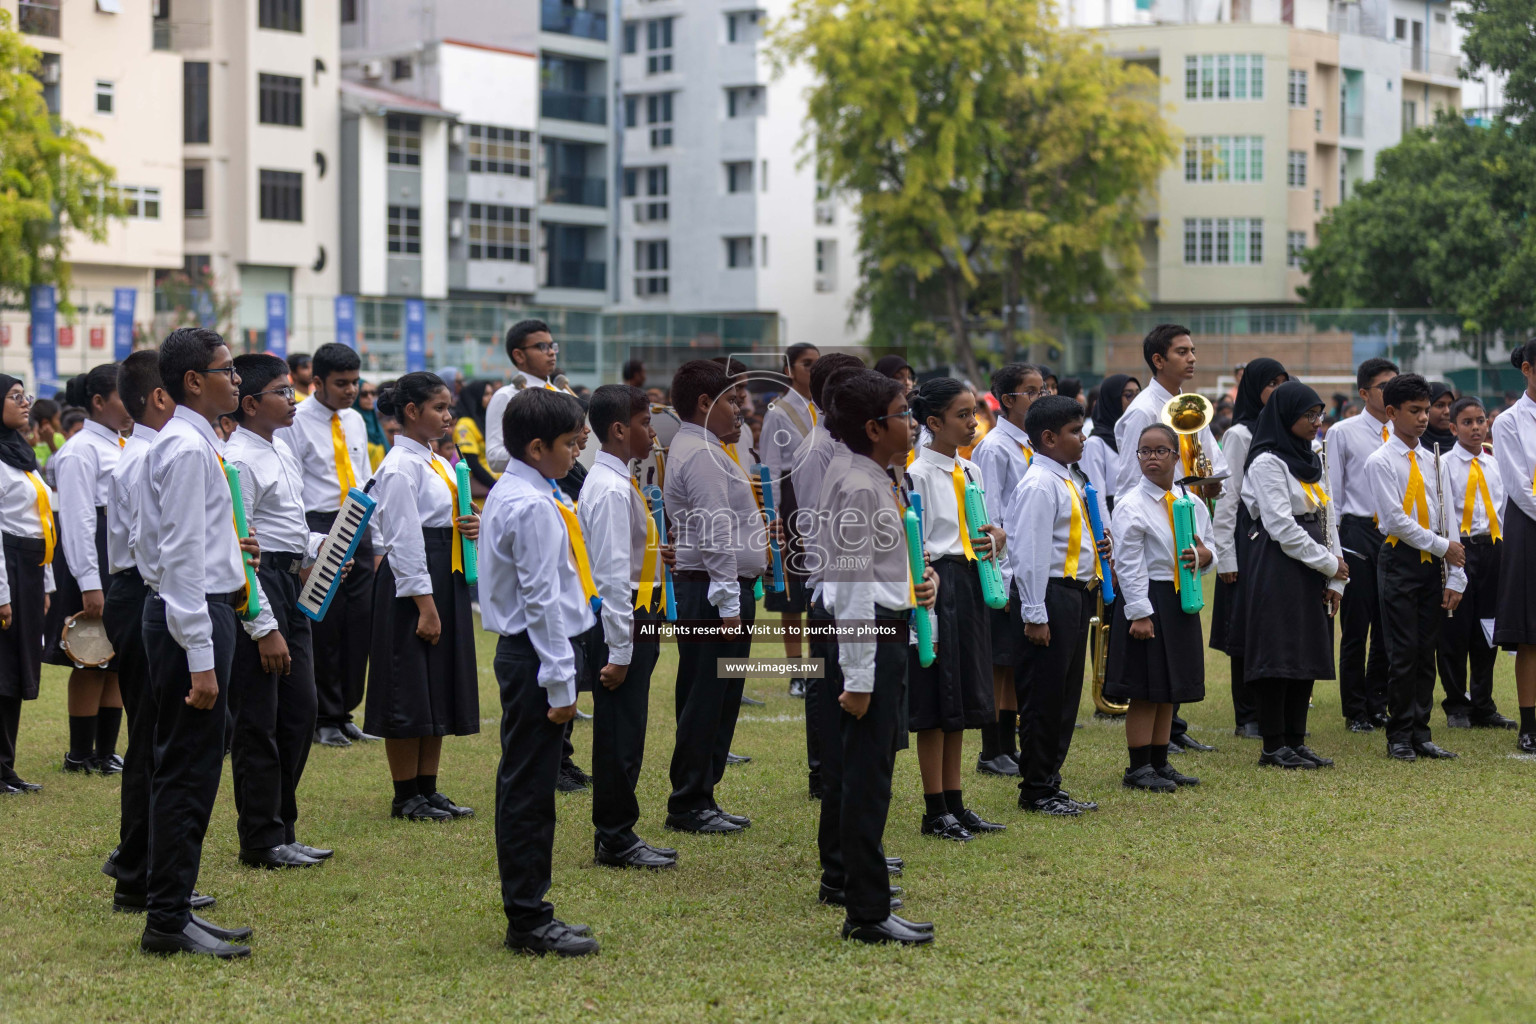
[
  {"left": 1050, "top": 576, "right": 1098, "bottom": 592},
  {"left": 265, "top": 551, "right": 306, "bottom": 575}
]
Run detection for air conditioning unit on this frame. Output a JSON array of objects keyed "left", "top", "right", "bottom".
[
  {"left": 815, "top": 275, "right": 834, "bottom": 293},
  {"left": 360, "top": 59, "right": 384, "bottom": 80},
  {"left": 449, "top": 123, "right": 465, "bottom": 147},
  {"left": 449, "top": 217, "right": 464, "bottom": 239},
  {"left": 41, "top": 63, "right": 61, "bottom": 85}
]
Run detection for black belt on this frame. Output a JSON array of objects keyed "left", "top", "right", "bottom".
[
  {"left": 1464, "top": 534, "right": 1497, "bottom": 547},
  {"left": 113, "top": 567, "right": 144, "bottom": 583},
  {"left": 1294, "top": 512, "right": 1321, "bottom": 524},
  {"left": 207, "top": 590, "right": 246, "bottom": 608},
  {"left": 265, "top": 551, "right": 306, "bottom": 576},
  {"left": 1050, "top": 576, "right": 1098, "bottom": 592},
  {"left": 1340, "top": 514, "right": 1376, "bottom": 528},
  {"left": 1, "top": 534, "right": 45, "bottom": 557},
  {"left": 935, "top": 554, "right": 970, "bottom": 567}
]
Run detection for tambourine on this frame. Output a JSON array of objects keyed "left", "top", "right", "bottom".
[{"left": 59, "top": 614, "right": 115, "bottom": 669}]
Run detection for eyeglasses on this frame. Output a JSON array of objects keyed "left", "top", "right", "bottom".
[
  {"left": 875, "top": 410, "right": 914, "bottom": 421},
  {"left": 1305, "top": 409, "right": 1326, "bottom": 424},
  {"left": 5, "top": 392, "right": 34, "bottom": 406},
  {"left": 1002, "top": 389, "right": 1047, "bottom": 400},
  {"left": 1136, "top": 446, "right": 1177, "bottom": 459},
  {"left": 255, "top": 386, "right": 296, "bottom": 401},
  {"left": 199, "top": 365, "right": 237, "bottom": 378},
  {"left": 521, "top": 341, "right": 559, "bottom": 354}
]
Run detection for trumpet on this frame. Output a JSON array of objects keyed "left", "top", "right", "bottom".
[{"left": 1160, "top": 393, "right": 1221, "bottom": 485}]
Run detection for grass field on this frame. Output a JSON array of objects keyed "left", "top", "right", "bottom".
[{"left": 4, "top": 597, "right": 1536, "bottom": 1024}]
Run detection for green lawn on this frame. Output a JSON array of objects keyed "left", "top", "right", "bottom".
[{"left": 3, "top": 599, "right": 1536, "bottom": 1023}]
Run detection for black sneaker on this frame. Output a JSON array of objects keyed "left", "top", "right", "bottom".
[
  {"left": 1292, "top": 745, "right": 1334, "bottom": 767},
  {"left": 426, "top": 792, "right": 474, "bottom": 818},
  {"left": 1155, "top": 763, "right": 1200, "bottom": 787},
  {"left": 556, "top": 765, "right": 589, "bottom": 793},
  {"left": 1022, "top": 795, "right": 1082, "bottom": 816},
  {"left": 505, "top": 921, "right": 599, "bottom": 957},
  {"left": 61, "top": 752, "right": 93, "bottom": 774},
  {"left": 1122, "top": 765, "right": 1176, "bottom": 792},
  {"left": 956, "top": 807, "right": 1006, "bottom": 834},
  {"left": 1259, "top": 746, "right": 1316, "bottom": 769},
  {"left": 788, "top": 678, "right": 807, "bottom": 699},
  {"left": 1346, "top": 718, "right": 1376, "bottom": 733},
  {"left": 94, "top": 754, "right": 124, "bottom": 776},
  {"left": 391, "top": 794, "right": 452, "bottom": 821},
  {"left": 1518, "top": 733, "right": 1536, "bottom": 754},
  {"left": 919, "top": 812, "right": 974, "bottom": 841}
]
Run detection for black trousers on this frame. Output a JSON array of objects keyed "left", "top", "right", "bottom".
[
  {"left": 229, "top": 558, "right": 317, "bottom": 850},
  {"left": 806, "top": 600, "right": 834, "bottom": 786},
  {"left": 103, "top": 570, "right": 152, "bottom": 895},
  {"left": 0, "top": 696, "right": 18, "bottom": 782},
  {"left": 1338, "top": 515, "right": 1389, "bottom": 721},
  {"left": 1378, "top": 543, "right": 1446, "bottom": 747},
  {"left": 1230, "top": 653, "right": 1258, "bottom": 727},
  {"left": 667, "top": 576, "right": 755, "bottom": 815},
  {"left": 495, "top": 631, "right": 584, "bottom": 932},
  {"left": 583, "top": 607, "right": 660, "bottom": 851},
  {"left": 1016, "top": 579, "right": 1093, "bottom": 804},
  {"left": 1256, "top": 679, "right": 1314, "bottom": 749},
  {"left": 305, "top": 510, "right": 374, "bottom": 728},
  {"left": 142, "top": 593, "right": 237, "bottom": 934},
  {"left": 1437, "top": 537, "right": 1500, "bottom": 719}
]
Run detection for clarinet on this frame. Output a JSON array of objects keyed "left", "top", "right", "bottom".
[
  {"left": 1319, "top": 437, "right": 1338, "bottom": 617},
  {"left": 1434, "top": 442, "right": 1452, "bottom": 618}
]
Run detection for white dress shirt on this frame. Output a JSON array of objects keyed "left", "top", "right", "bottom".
[
  {"left": 1444, "top": 442, "right": 1505, "bottom": 539},
  {"left": 0, "top": 460, "right": 57, "bottom": 603},
  {"left": 484, "top": 372, "right": 577, "bottom": 473},
  {"left": 274, "top": 396, "right": 376, "bottom": 523},
  {"left": 368, "top": 435, "right": 457, "bottom": 599},
  {"left": 479, "top": 456, "right": 597, "bottom": 708},
  {"left": 106, "top": 423, "right": 156, "bottom": 576},
  {"left": 761, "top": 389, "right": 817, "bottom": 483},
  {"left": 1210, "top": 422, "right": 1252, "bottom": 573},
  {"left": 803, "top": 440, "right": 853, "bottom": 597},
  {"left": 1325, "top": 407, "right": 1394, "bottom": 519},
  {"left": 1111, "top": 476, "right": 1215, "bottom": 621},
  {"left": 52, "top": 418, "right": 123, "bottom": 592},
  {"left": 1002, "top": 454, "right": 1100, "bottom": 625},
  {"left": 1492, "top": 392, "right": 1536, "bottom": 523},
  {"left": 664, "top": 421, "right": 767, "bottom": 617},
  {"left": 578, "top": 451, "right": 659, "bottom": 667},
  {"left": 139, "top": 406, "right": 247, "bottom": 673},
  {"left": 1078, "top": 433, "right": 1116, "bottom": 504},
  {"left": 1365, "top": 436, "right": 1467, "bottom": 592},
  {"left": 970, "top": 417, "right": 1034, "bottom": 526},
  {"left": 906, "top": 444, "right": 985, "bottom": 559},
  {"left": 790, "top": 424, "right": 836, "bottom": 516},
  {"left": 1239, "top": 452, "right": 1346, "bottom": 596},
  {"left": 1114, "top": 377, "right": 1228, "bottom": 496}
]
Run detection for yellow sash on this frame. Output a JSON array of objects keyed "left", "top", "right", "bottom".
[
  {"left": 549, "top": 484, "right": 601, "bottom": 608},
  {"left": 426, "top": 458, "right": 465, "bottom": 575},
  {"left": 330, "top": 413, "right": 358, "bottom": 507},
  {"left": 1060, "top": 477, "right": 1100, "bottom": 581},
  {"left": 631, "top": 477, "right": 663, "bottom": 613},
  {"left": 1300, "top": 481, "right": 1329, "bottom": 510},
  {"left": 1021, "top": 443, "right": 1033, "bottom": 465},
  {"left": 1384, "top": 450, "right": 1433, "bottom": 563},
  {"left": 1462, "top": 457, "right": 1501, "bottom": 542},
  {"left": 26, "top": 471, "right": 55, "bottom": 566},
  {"left": 949, "top": 461, "right": 977, "bottom": 561}
]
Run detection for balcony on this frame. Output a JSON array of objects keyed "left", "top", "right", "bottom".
[
  {"left": 541, "top": 90, "right": 606, "bottom": 124},
  {"left": 542, "top": 0, "right": 607, "bottom": 41},
  {"left": 19, "top": 1, "right": 60, "bottom": 37},
  {"left": 1402, "top": 47, "right": 1461, "bottom": 79},
  {"left": 153, "top": 20, "right": 212, "bottom": 50},
  {"left": 1341, "top": 113, "right": 1363, "bottom": 137},
  {"left": 545, "top": 175, "right": 607, "bottom": 207},
  {"left": 548, "top": 260, "right": 606, "bottom": 290}
]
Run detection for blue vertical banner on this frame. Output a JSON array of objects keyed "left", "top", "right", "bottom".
[
  {"left": 265, "top": 293, "right": 288, "bottom": 358},
  {"left": 30, "top": 285, "right": 57, "bottom": 397},
  {"left": 334, "top": 294, "right": 357, "bottom": 350},
  {"left": 403, "top": 298, "right": 426, "bottom": 371},
  {"left": 112, "top": 287, "right": 136, "bottom": 361}
]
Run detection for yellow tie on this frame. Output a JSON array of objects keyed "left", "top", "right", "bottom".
[
  {"left": 1162, "top": 491, "right": 1182, "bottom": 593},
  {"left": 631, "top": 477, "right": 663, "bottom": 613},
  {"left": 949, "top": 461, "right": 977, "bottom": 561},
  {"left": 1385, "top": 451, "right": 1433, "bottom": 563},
  {"left": 905, "top": 447, "right": 917, "bottom": 468},
  {"left": 809, "top": 404, "right": 818, "bottom": 427},
  {"left": 1300, "top": 481, "right": 1329, "bottom": 510},
  {"left": 549, "top": 484, "right": 601, "bottom": 609},
  {"left": 723, "top": 442, "right": 766, "bottom": 513},
  {"left": 891, "top": 481, "right": 918, "bottom": 609},
  {"left": 27, "top": 471, "right": 55, "bottom": 566},
  {"left": 1382, "top": 423, "right": 1390, "bottom": 443},
  {"left": 426, "top": 458, "right": 465, "bottom": 575},
  {"left": 1462, "top": 457, "right": 1501, "bottom": 542},
  {"left": 117, "top": 437, "right": 125, "bottom": 448},
  {"left": 330, "top": 413, "right": 358, "bottom": 507},
  {"left": 1060, "top": 477, "right": 1099, "bottom": 581},
  {"left": 1021, "top": 443, "right": 1033, "bottom": 465}
]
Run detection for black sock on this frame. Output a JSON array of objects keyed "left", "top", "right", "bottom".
[
  {"left": 1128, "top": 744, "right": 1152, "bottom": 771},
  {"left": 1521, "top": 706, "right": 1536, "bottom": 734},
  {"left": 393, "top": 779, "right": 417, "bottom": 803},
  {"left": 943, "top": 789, "right": 965, "bottom": 816},
  {"left": 979, "top": 721, "right": 999, "bottom": 760},
  {"left": 95, "top": 706, "right": 122, "bottom": 758},
  {"left": 923, "top": 792, "right": 947, "bottom": 818},
  {"left": 417, "top": 773, "right": 438, "bottom": 797},
  {"left": 68, "top": 715, "right": 96, "bottom": 760},
  {"left": 1149, "top": 744, "right": 1169, "bottom": 770},
  {"left": 999, "top": 710, "right": 1018, "bottom": 756}
]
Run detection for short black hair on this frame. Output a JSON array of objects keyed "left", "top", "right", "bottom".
[
  {"left": 909, "top": 377, "right": 968, "bottom": 431},
  {"left": 1058, "top": 376, "right": 1083, "bottom": 401},
  {"left": 588, "top": 383, "right": 649, "bottom": 445},
  {"left": 1510, "top": 339, "right": 1536, "bottom": 372},
  {"left": 376, "top": 371, "right": 448, "bottom": 420},
  {"left": 809, "top": 352, "right": 865, "bottom": 409},
  {"left": 64, "top": 363, "right": 119, "bottom": 411},
  {"left": 1139, "top": 422, "right": 1179, "bottom": 449},
  {"left": 671, "top": 359, "right": 733, "bottom": 422},
  {"left": 820, "top": 366, "right": 866, "bottom": 428},
  {"left": 118, "top": 351, "right": 165, "bottom": 422},
  {"left": 873, "top": 354, "right": 913, "bottom": 380},
  {"left": 622, "top": 358, "right": 645, "bottom": 381},
  {"left": 827, "top": 369, "right": 903, "bottom": 456},
  {"left": 312, "top": 342, "right": 360, "bottom": 381},
  {"left": 1382, "top": 372, "right": 1432, "bottom": 409},
  {"left": 990, "top": 363, "right": 1039, "bottom": 405},
  {"left": 233, "top": 354, "right": 289, "bottom": 422},
  {"left": 286, "top": 352, "right": 312, "bottom": 374},
  {"left": 159, "top": 327, "right": 226, "bottom": 403},
  {"left": 62, "top": 408, "right": 86, "bottom": 432},
  {"left": 1024, "top": 395, "right": 1084, "bottom": 448},
  {"left": 29, "top": 397, "right": 59, "bottom": 426},
  {"left": 505, "top": 318, "right": 551, "bottom": 362},
  {"left": 1450, "top": 396, "right": 1485, "bottom": 422},
  {"left": 1142, "top": 324, "right": 1191, "bottom": 375},
  {"left": 504, "top": 387, "right": 585, "bottom": 464},
  {"left": 1356, "top": 356, "right": 1399, "bottom": 392},
  {"left": 784, "top": 343, "right": 820, "bottom": 370}
]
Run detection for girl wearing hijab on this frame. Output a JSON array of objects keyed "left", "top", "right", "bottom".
[
  {"left": 452, "top": 379, "right": 500, "bottom": 494},
  {"left": 1079, "top": 374, "right": 1141, "bottom": 510},
  {"left": 1210, "top": 357, "right": 1287, "bottom": 739},
  {"left": 1239, "top": 382, "right": 1350, "bottom": 769},
  {"left": 0, "top": 378, "right": 56, "bottom": 793},
  {"left": 354, "top": 379, "right": 389, "bottom": 470},
  {"left": 1422, "top": 382, "right": 1457, "bottom": 455}
]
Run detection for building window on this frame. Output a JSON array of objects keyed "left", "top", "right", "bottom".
[
  {"left": 387, "top": 114, "right": 421, "bottom": 166},
  {"left": 1183, "top": 136, "right": 1263, "bottom": 183},
  {"left": 95, "top": 80, "right": 114, "bottom": 115},
  {"left": 258, "top": 0, "right": 302, "bottom": 32},
  {"left": 623, "top": 21, "right": 638, "bottom": 53},
  {"left": 387, "top": 204, "right": 421, "bottom": 255},
  {"left": 391, "top": 57, "right": 412, "bottom": 81},
  {"left": 1287, "top": 150, "right": 1307, "bottom": 188},
  {"left": 1286, "top": 230, "right": 1307, "bottom": 268},
  {"left": 467, "top": 204, "right": 531, "bottom": 261},
  {"left": 635, "top": 240, "right": 669, "bottom": 295},
  {"left": 726, "top": 10, "right": 764, "bottom": 43},
  {"left": 184, "top": 61, "right": 209, "bottom": 144},
  {"left": 725, "top": 235, "right": 753, "bottom": 268},
  {"left": 1313, "top": 188, "right": 1322, "bottom": 212},
  {"left": 18, "top": 0, "right": 62, "bottom": 37},
  {"left": 341, "top": 0, "right": 357, "bottom": 23},
  {"left": 725, "top": 161, "right": 753, "bottom": 193},
  {"left": 646, "top": 92, "right": 673, "bottom": 147},
  {"left": 1288, "top": 69, "right": 1308, "bottom": 107},
  {"left": 815, "top": 239, "right": 837, "bottom": 291},
  {"left": 1402, "top": 100, "right": 1417, "bottom": 133},
  {"left": 1183, "top": 53, "right": 1263, "bottom": 102},
  {"left": 646, "top": 17, "right": 673, "bottom": 74},
  {"left": 626, "top": 165, "right": 669, "bottom": 221},
  {"left": 1394, "top": 17, "right": 1407, "bottom": 39},
  {"left": 116, "top": 185, "right": 161, "bottom": 220},
  {"left": 258, "top": 73, "right": 303, "bottom": 127},
  {"left": 466, "top": 124, "right": 532, "bottom": 176},
  {"left": 1314, "top": 108, "right": 1323, "bottom": 132},
  {"left": 184, "top": 166, "right": 205, "bottom": 217},
  {"left": 259, "top": 169, "right": 303, "bottom": 222},
  {"left": 726, "top": 86, "right": 765, "bottom": 118},
  {"left": 1181, "top": 217, "right": 1262, "bottom": 265}
]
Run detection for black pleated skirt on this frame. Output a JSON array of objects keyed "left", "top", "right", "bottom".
[
  {"left": 1241, "top": 514, "right": 1336, "bottom": 683},
  {"left": 0, "top": 535, "right": 48, "bottom": 700},
  {"left": 1104, "top": 580, "right": 1206, "bottom": 704},
  {"left": 1209, "top": 503, "right": 1253, "bottom": 655},
  {"left": 907, "top": 556, "right": 994, "bottom": 732},
  {"left": 42, "top": 508, "right": 115, "bottom": 670},
  {"left": 363, "top": 528, "right": 480, "bottom": 739},
  {"left": 1495, "top": 501, "right": 1536, "bottom": 649}
]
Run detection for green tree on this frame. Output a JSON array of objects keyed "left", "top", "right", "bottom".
[
  {"left": 1459, "top": 0, "right": 1536, "bottom": 130},
  {"left": 0, "top": 9, "right": 123, "bottom": 295}
]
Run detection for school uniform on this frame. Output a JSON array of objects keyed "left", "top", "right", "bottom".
[
  {"left": 483, "top": 374, "right": 588, "bottom": 501},
  {"left": 363, "top": 436, "right": 479, "bottom": 740},
  {"left": 0, "top": 452, "right": 57, "bottom": 788},
  {"left": 42, "top": 419, "right": 123, "bottom": 668},
  {"left": 1436, "top": 443, "right": 1506, "bottom": 723},
  {"left": 1079, "top": 435, "right": 1116, "bottom": 507},
  {"left": 275, "top": 398, "right": 377, "bottom": 736},
  {"left": 223, "top": 426, "right": 324, "bottom": 853},
  {"left": 1493, "top": 394, "right": 1536, "bottom": 652},
  {"left": 1210, "top": 421, "right": 1258, "bottom": 727},
  {"left": 1367, "top": 437, "right": 1466, "bottom": 751},
  {"left": 761, "top": 390, "right": 818, "bottom": 615},
  {"left": 799, "top": 435, "right": 855, "bottom": 795},
  {"left": 970, "top": 417, "right": 1034, "bottom": 668}
]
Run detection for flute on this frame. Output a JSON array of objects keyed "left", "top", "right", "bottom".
[{"left": 1319, "top": 438, "right": 1338, "bottom": 617}]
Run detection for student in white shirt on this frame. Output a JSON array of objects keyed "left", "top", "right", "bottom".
[
  {"left": 1112, "top": 325, "right": 1229, "bottom": 503},
  {"left": 1106, "top": 423, "right": 1213, "bottom": 791},
  {"left": 365, "top": 372, "right": 481, "bottom": 822},
  {"left": 905, "top": 378, "right": 1005, "bottom": 841},
  {"left": 761, "top": 345, "right": 820, "bottom": 678},
  {"left": 1079, "top": 372, "right": 1140, "bottom": 509},
  {"left": 480, "top": 387, "right": 598, "bottom": 957},
  {"left": 44, "top": 364, "right": 132, "bottom": 774},
  {"left": 484, "top": 318, "right": 579, "bottom": 474},
  {"left": 1493, "top": 341, "right": 1536, "bottom": 753},
  {"left": 1367, "top": 374, "right": 1467, "bottom": 762}
]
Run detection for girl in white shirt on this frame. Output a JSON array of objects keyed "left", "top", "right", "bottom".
[
  {"left": 1079, "top": 373, "right": 1140, "bottom": 510},
  {"left": 366, "top": 372, "right": 481, "bottom": 822},
  {"left": 1493, "top": 342, "right": 1536, "bottom": 751}
]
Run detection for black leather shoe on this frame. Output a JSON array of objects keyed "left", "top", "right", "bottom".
[
  {"left": 62, "top": 752, "right": 93, "bottom": 773},
  {"left": 113, "top": 889, "right": 217, "bottom": 913},
  {"left": 842, "top": 916, "right": 932, "bottom": 946},
  {"left": 889, "top": 913, "right": 934, "bottom": 933},
  {"left": 788, "top": 678, "right": 807, "bottom": 698},
  {"left": 808, "top": 772, "right": 823, "bottom": 800},
  {"left": 740, "top": 693, "right": 765, "bottom": 707},
  {"left": 191, "top": 914, "right": 252, "bottom": 942},
  {"left": 920, "top": 812, "right": 974, "bottom": 840},
  {"left": 4, "top": 775, "right": 41, "bottom": 792},
  {"left": 725, "top": 751, "right": 752, "bottom": 765},
  {"left": 91, "top": 753, "right": 124, "bottom": 775},
  {"left": 1346, "top": 718, "right": 1376, "bottom": 733},
  {"left": 391, "top": 794, "right": 452, "bottom": 821},
  {"left": 1259, "top": 746, "right": 1316, "bottom": 769},
  {"left": 1386, "top": 742, "right": 1418, "bottom": 762},
  {"left": 190, "top": 890, "right": 216, "bottom": 910},
  {"left": 596, "top": 840, "right": 677, "bottom": 870},
  {"left": 1445, "top": 713, "right": 1472, "bottom": 729},
  {"left": 1059, "top": 790, "right": 1099, "bottom": 812},
  {"left": 975, "top": 754, "right": 1020, "bottom": 777},
  {"left": 642, "top": 839, "right": 678, "bottom": 859},
  {"left": 1471, "top": 712, "right": 1518, "bottom": 729},
  {"left": 1233, "top": 721, "right": 1262, "bottom": 739},
  {"left": 556, "top": 765, "right": 589, "bottom": 793},
  {"left": 288, "top": 842, "right": 333, "bottom": 860},
  {"left": 1156, "top": 763, "right": 1200, "bottom": 787},
  {"left": 1022, "top": 795, "right": 1082, "bottom": 816},
  {"left": 1171, "top": 734, "right": 1216, "bottom": 752},
  {"left": 1518, "top": 732, "right": 1536, "bottom": 753},
  {"left": 552, "top": 918, "right": 592, "bottom": 937},
  {"left": 239, "top": 845, "right": 322, "bottom": 869},
  {"left": 1293, "top": 745, "right": 1334, "bottom": 767},
  {"left": 1122, "top": 765, "right": 1176, "bottom": 792},
  {"left": 1414, "top": 741, "right": 1458, "bottom": 759},
  {"left": 885, "top": 855, "right": 905, "bottom": 871},
  {"left": 505, "top": 921, "right": 599, "bottom": 957},
  {"left": 340, "top": 722, "right": 381, "bottom": 742},
  {"left": 711, "top": 806, "right": 751, "bottom": 827},
  {"left": 957, "top": 808, "right": 1006, "bottom": 833},
  {"left": 664, "top": 809, "right": 742, "bottom": 834},
  {"left": 886, "top": 861, "right": 902, "bottom": 877},
  {"left": 426, "top": 792, "right": 474, "bottom": 818},
  {"left": 818, "top": 884, "right": 903, "bottom": 909},
  {"left": 1372, "top": 711, "right": 1390, "bottom": 727},
  {"left": 101, "top": 848, "right": 121, "bottom": 879},
  {"left": 314, "top": 726, "right": 351, "bottom": 748},
  {"left": 140, "top": 921, "right": 251, "bottom": 959}
]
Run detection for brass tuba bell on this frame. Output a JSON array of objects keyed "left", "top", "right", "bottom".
[
  {"left": 1089, "top": 590, "right": 1127, "bottom": 717},
  {"left": 1159, "top": 393, "right": 1216, "bottom": 483}
]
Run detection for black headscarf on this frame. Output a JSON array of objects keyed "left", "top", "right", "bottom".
[
  {"left": 0, "top": 375, "right": 39, "bottom": 473},
  {"left": 1089, "top": 374, "right": 1138, "bottom": 453},
  {"left": 1245, "top": 381, "right": 1324, "bottom": 483},
  {"left": 455, "top": 379, "right": 495, "bottom": 433},
  {"left": 1231, "top": 357, "right": 1287, "bottom": 430},
  {"left": 1422, "top": 381, "right": 1456, "bottom": 453}
]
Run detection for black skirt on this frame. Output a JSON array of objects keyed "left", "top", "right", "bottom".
[
  {"left": 0, "top": 535, "right": 48, "bottom": 700},
  {"left": 989, "top": 580, "right": 1027, "bottom": 668},
  {"left": 1495, "top": 500, "right": 1536, "bottom": 649},
  {"left": 1209, "top": 503, "right": 1253, "bottom": 655},
  {"left": 42, "top": 508, "right": 116, "bottom": 671},
  {"left": 1104, "top": 580, "right": 1206, "bottom": 704},
  {"left": 1241, "top": 514, "right": 1335, "bottom": 683},
  {"left": 363, "top": 528, "right": 480, "bottom": 739},
  {"left": 907, "top": 556, "right": 994, "bottom": 732}
]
